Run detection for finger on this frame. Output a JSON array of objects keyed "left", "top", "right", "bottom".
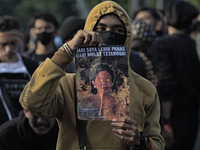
[
  {"left": 98, "top": 36, "right": 104, "bottom": 47},
  {"left": 124, "top": 118, "right": 137, "bottom": 125},
  {"left": 112, "top": 118, "right": 126, "bottom": 122},
  {"left": 75, "top": 30, "right": 91, "bottom": 45},
  {"left": 82, "top": 31, "right": 91, "bottom": 44},
  {"left": 88, "top": 32, "right": 97, "bottom": 46},
  {"left": 113, "top": 128, "right": 135, "bottom": 137},
  {"left": 114, "top": 130, "right": 135, "bottom": 144},
  {"left": 111, "top": 121, "right": 137, "bottom": 131},
  {"left": 95, "top": 32, "right": 103, "bottom": 47},
  {"left": 67, "top": 30, "right": 85, "bottom": 49},
  {"left": 95, "top": 32, "right": 102, "bottom": 46},
  {"left": 113, "top": 118, "right": 137, "bottom": 125},
  {"left": 115, "top": 133, "right": 124, "bottom": 141},
  {"left": 89, "top": 32, "right": 103, "bottom": 46},
  {"left": 112, "top": 118, "right": 137, "bottom": 128},
  {"left": 123, "top": 136, "right": 135, "bottom": 144},
  {"left": 112, "top": 120, "right": 137, "bottom": 126}
]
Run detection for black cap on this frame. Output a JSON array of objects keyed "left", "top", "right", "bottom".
[{"left": 60, "top": 16, "right": 85, "bottom": 42}]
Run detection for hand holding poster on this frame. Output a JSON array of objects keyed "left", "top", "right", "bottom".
[{"left": 75, "top": 45, "right": 130, "bottom": 120}]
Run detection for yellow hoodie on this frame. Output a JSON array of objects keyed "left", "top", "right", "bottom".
[{"left": 20, "top": 1, "right": 165, "bottom": 150}]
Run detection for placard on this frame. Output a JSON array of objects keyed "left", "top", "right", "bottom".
[{"left": 75, "top": 45, "right": 130, "bottom": 120}]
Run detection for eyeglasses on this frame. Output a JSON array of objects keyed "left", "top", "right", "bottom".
[{"left": 0, "top": 41, "right": 17, "bottom": 49}]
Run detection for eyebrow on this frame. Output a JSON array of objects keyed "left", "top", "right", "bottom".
[{"left": 0, "top": 41, "right": 17, "bottom": 44}]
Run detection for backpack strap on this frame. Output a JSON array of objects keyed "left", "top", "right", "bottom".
[{"left": 74, "top": 77, "right": 87, "bottom": 150}]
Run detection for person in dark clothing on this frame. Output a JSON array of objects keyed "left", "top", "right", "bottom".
[
  {"left": 19, "top": 1, "right": 165, "bottom": 149},
  {"left": 151, "top": 1, "right": 200, "bottom": 150},
  {"left": 59, "top": 16, "right": 85, "bottom": 73},
  {"left": 23, "top": 13, "right": 59, "bottom": 65},
  {"left": 0, "top": 15, "right": 38, "bottom": 125},
  {"left": 129, "top": 50, "right": 147, "bottom": 78},
  {"left": 187, "top": 20, "right": 200, "bottom": 150},
  {"left": 0, "top": 109, "right": 58, "bottom": 150},
  {"left": 132, "top": 6, "right": 165, "bottom": 37},
  {"left": 131, "top": 19, "right": 158, "bottom": 86}
]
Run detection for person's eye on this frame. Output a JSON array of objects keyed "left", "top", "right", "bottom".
[
  {"left": 99, "top": 79, "right": 103, "bottom": 82},
  {"left": 95, "top": 26, "right": 106, "bottom": 32},
  {"left": 106, "top": 79, "right": 111, "bottom": 82},
  {"left": 45, "top": 26, "right": 51, "bottom": 30},
  {"left": 113, "top": 28, "right": 125, "bottom": 35},
  {"left": 35, "top": 27, "right": 42, "bottom": 31}
]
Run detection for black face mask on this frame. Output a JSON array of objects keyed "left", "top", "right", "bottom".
[
  {"left": 98, "top": 31, "right": 126, "bottom": 45},
  {"left": 37, "top": 31, "right": 54, "bottom": 45},
  {"left": 156, "top": 30, "right": 164, "bottom": 37}
]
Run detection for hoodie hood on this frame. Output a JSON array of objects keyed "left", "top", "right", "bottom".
[
  {"left": 84, "top": 1, "right": 138, "bottom": 120},
  {"left": 84, "top": 1, "right": 132, "bottom": 58}
]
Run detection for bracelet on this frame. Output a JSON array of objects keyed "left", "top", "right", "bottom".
[
  {"left": 132, "top": 132, "right": 150, "bottom": 150},
  {"left": 62, "top": 43, "right": 74, "bottom": 57}
]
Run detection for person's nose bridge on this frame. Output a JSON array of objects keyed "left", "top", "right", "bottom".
[
  {"left": 106, "top": 27, "right": 112, "bottom": 32},
  {"left": 40, "top": 26, "right": 46, "bottom": 32},
  {"left": 101, "top": 79, "right": 108, "bottom": 86},
  {"left": 37, "top": 26, "right": 47, "bottom": 33}
]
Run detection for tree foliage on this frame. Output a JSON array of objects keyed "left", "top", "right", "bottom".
[
  {"left": 0, "top": 0, "right": 78, "bottom": 32},
  {"left": 189, "top": 0, "right": 200, "bottom": 9},
  {"left": 0, "top": 0, "right": 199, "bottom": 33},
  {"left": 15, "top": 0, "right": 59, "bottom": 30}
]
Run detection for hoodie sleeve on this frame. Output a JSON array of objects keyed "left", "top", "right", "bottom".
[
  {"left": 144, "top": 91, "right": 165, "bottom": 150},
  {"left": 19, "top": 49, "right": 74, "bottom": 118}
]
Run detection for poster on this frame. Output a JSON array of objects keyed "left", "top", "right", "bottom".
[{"left": 75, "top": 45, "right": 130, "bottom": 120}]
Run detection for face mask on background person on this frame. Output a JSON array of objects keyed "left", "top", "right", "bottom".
[
  {"left": 98, "top": 31, "right": 126, "bottom": 45},
  {"left": 36, "top": 31, "right": 54, "bottom": 45}
]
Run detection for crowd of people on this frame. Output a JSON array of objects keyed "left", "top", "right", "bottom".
[{"left": 0, "top": 0, "right": 200, "bottom": 150}]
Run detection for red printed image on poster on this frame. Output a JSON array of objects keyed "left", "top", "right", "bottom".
[{"left": 75, "top": 45, "right": 130, "bottom": 120}]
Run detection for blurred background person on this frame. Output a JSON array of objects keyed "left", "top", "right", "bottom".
[
  {"left": 187, "top": 20, "right": 200, "bottom": 150},
  {"left": 23, "top": 17, "right": 37, "bottom": 53},
  {"left": 131, "top": 19, "right": 158, "bottom": 86},
  {"left": 59, "top": 16, "right": 85, "bottom": 73},
  {"left": 151, "top": 1, "right": 200, "bottom": 150},
  {"left": 23, "top": 13, "right": 59, "bottom": 65},
  {"left": 0, "top": 109, "right": 58, "bottom": 150},
  {"left": 195, "top": 13, "right": 200, "bottom": 61},
  {"left": 0, "top": 15, "right": 38, "bottom": 125},
  {"left": 129, "top": 49, "right": 147, "bottom": 79},
  {"left": 132, "top": 6, "right": 165, "bottom": 38},
  {"left": 188, "top": 21, "right": 200, "bottom": 41}
]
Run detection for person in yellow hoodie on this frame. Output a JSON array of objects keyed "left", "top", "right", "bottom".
[{"left": 19, "top": 1, "right": 165, "bottom": 150}]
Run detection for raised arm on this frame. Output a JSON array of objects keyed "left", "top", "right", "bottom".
[{"left": 19, "top": 30, "right": 103, "bottom": 118}]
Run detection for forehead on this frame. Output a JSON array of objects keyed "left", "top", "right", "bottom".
[
  {"left": 135, "top": 11, "right": 152, "bottom": 19},
  {"left": 97, "top": 14, "right": 124, "bottom": 26},
  {"left": 34, "top": 19, "right": 54, "bottom": 27},
  {"left": 96, "top": 70, "right": 111, "bottom": 77},
  {"left": 0, "top": 30, "right": 21, "bottom": 42}
]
